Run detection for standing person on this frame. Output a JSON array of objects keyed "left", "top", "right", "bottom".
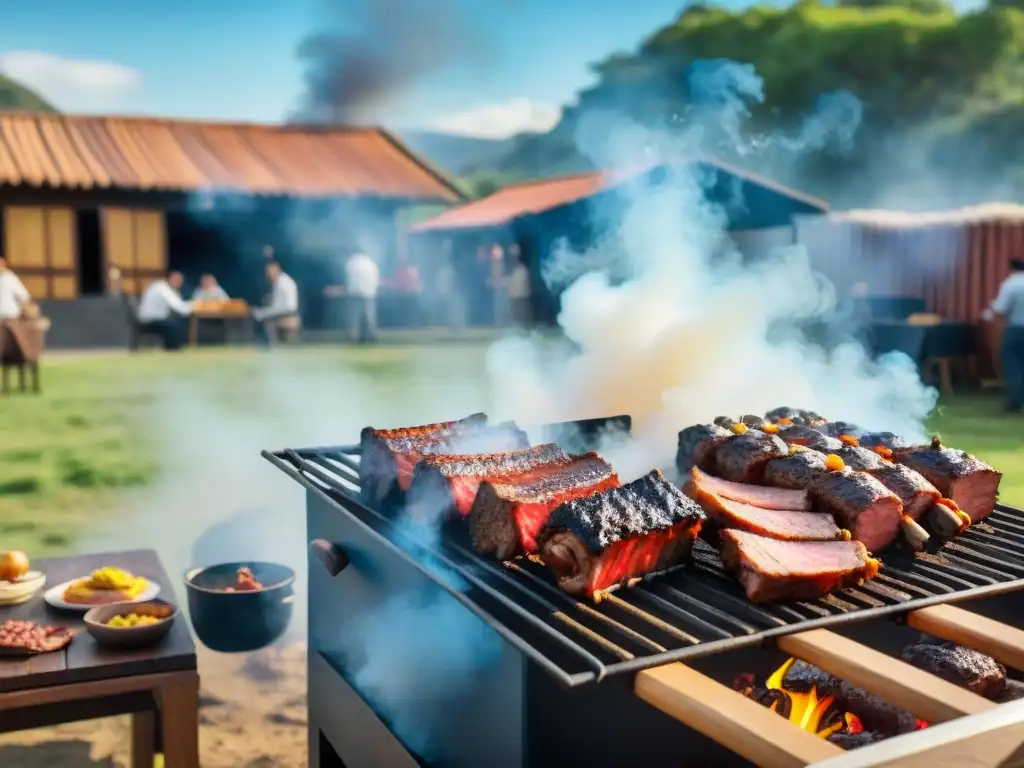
[
  {"left": 0, "top": 255, "right": 31, "bottom": 321},
  {"left": 136, "top": 270, "right": 192, "bottom": 351},
  {"left": 192, "top": 274, "right": 229, "bottom": 301},
  {"left": 506, "top": 250, "right": 532, "bottom": 327},
  {"left": 252, "top": 261, "right": 300, "bottom": 346},
  {"left": 983, "top": 258, "right": 1024, "bottom": 413},
  {"left": 344, "top": 250, "right": 380, "bottom": 343},
  {"left": 488, "top": 243, "right": 508, "bottom": 327}
]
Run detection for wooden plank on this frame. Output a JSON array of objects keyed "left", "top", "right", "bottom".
[
  {"left": 0, "top": 670, "right": 191, "bottom": 710},
  {"left": 51, "top": 273, "right": 77, "bottom": 299},
  {"left": 636, "top": 663, "right": 843, "bottom": 768},
  {"left": 908, "top": 604, "right": 1024, "bottom": 672},
  {"left": 102, "top": 207, "right": 135, "bottom": 270},
  {"left": 4, "top": 206, "right": 46, "bottom": 268},
  {"left": 809, "top": 698, "right": 1024, "bottom": 768},
  {"left": 45, "top": 207, "right": 77, "bottom": 270},
  {"left": 132, "top": 210, "right": 167, "bottom": 271},
  {"left": 777, "top": 629, "right": 994, "bottom": 724},
  {"left": 18, "top": 273, "right": 49, "bottom": 299}
]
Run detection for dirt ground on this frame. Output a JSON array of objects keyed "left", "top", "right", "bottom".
[{"left": 0, "top": 644, "right": 308, "bottom": 768}]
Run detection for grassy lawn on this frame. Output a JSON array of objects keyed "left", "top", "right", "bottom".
[{"left": 1, "top": 346, "right": 1021, "bottom": 557}]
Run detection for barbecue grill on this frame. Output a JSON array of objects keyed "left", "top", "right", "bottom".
[{"left": 264, "top": 416, "right": 1024, "bottom": 768}]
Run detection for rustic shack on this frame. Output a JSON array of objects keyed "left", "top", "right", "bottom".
[
  {"left": 0, "top": 113, "right": 461, "bottom": 347},
  {"left": 411, "top": 158, "right": 827, "bottom": 324}
]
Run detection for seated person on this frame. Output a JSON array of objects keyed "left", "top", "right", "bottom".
[
  {"left": 192, "top": 274, "right": 229, "bottom": 302},
  {"left": 136, "top": 271, "right": 192, "bottom": 351},
  {"left": 252, "top": 261, "right": 299, "bottom": 345}
]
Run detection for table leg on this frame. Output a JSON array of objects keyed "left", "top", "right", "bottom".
[
  {"left": 30, "top": 362, "right": 39, "bottom": 393},
  {"left": 189, "top": 317, "right": 198, "bottom": 348},
  {"left": 131, "top": 710, "right": 157, "bottom": 768},
  {"left": 16, "top": 363, "right": 25, "bottom": 393},
  {"left": 1, "top": 365, "right": 8, "bottom": 395},
  {"left": 156, "top": 672, "right": 200, "bottom": 768}
]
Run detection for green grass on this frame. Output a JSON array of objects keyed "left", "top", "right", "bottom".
[{"left": 0, "top": 347, "right": 1021, "bottom": 556}]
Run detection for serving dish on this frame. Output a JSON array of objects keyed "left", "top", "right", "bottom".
[{"left": 84, "top": 599, "right": 178, "bottom": 650}]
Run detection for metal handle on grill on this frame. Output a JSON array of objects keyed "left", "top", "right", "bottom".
[{"left": 311, "top": 539, "right": 349, "bottom": 576}]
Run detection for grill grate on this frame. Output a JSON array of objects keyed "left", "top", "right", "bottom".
[{"left": 265, "top": 444, "right": 1024, "bottom": 688}]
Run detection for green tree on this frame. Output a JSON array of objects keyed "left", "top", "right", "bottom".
[{"left": 0, "top": 76, "right": 56, "bottom": 112}]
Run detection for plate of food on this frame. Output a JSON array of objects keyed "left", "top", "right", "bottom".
[
  {"left": 0, "top": 550, "right": 46, "bottom": 606},
  {"left": 44, "top": 566, "right": 160, "bottom": 612},
  {"left": 0, "top": 619, "right": 76, "bottom": 656}
]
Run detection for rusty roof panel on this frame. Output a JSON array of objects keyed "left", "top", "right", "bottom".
[{"left": 0, "top": 113, "right": 460, "bottom": 201}]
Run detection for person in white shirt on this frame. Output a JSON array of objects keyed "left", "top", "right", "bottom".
[
  {"left": 191, "top": 274, "right": 229, "bottom": 302},
  {"left": 0, "top": 256, "right": 30, "bottom": 321},
  {"left": 252, "top": 261, "right": 299, "bottom": 346},
  {"left": 344, "top": 251, "right": 380, "bottom": 343},
  {"left": 982, "top": 258, "right": 1024, "bottom": 413},
  {"left": 506, "top": 249, "right": 532, "bottom": 327},
  {"left": 136, "top": 271, "right": 192, "bottom": 351}
]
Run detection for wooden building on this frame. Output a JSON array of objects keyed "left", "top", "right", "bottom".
[
  {"left": 411, "top": 158, "right": 828, "bottom": 324},
  {"left": 0, "top": 113, "right": 461, "bottom": 347}
]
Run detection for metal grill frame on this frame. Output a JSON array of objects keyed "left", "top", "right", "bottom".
[{"left": 264, "top": 442, "right": 1024, "bottom": 689}]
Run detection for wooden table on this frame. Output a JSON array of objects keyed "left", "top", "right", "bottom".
[
  {"left": 0, "top": 549, "right": 199, "bottom": 768},
  {"left": 188, "top": 300, "right": 253, "bottom": 348}
]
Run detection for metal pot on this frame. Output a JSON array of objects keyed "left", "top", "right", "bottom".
[{"left": 183, "top": 561, "right": 295, "bottom": 653}]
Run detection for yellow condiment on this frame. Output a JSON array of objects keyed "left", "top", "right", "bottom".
[
  {"left": 107, "top": 613, "right": 161, "bottom": 628},
  {"left": 730, "top": 423, "right": 748, "bottom": 435},
  {"left": 87, "top": 566, "right": 135, "bottom": 591},
  {"left": 824, "top": 454, "right": 846, "bottom": 472}
]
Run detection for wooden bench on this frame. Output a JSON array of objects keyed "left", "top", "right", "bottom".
[{"left": 0, "top": 318, "right": 49, "bottom": 395}]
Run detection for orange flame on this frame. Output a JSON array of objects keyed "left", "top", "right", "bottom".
[{"left": 765, "top": 658, "right": 858, "bottom": 739}]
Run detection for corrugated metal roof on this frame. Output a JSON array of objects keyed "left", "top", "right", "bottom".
[
  {"left": 831, "top": 203, "right": 1024, "bottom": 228},
  {"left": 411, "top": 156, "right": 828, "bottom": 233},
  {"left": 0, "top": 112, "right": 461, "bottom": 201}
]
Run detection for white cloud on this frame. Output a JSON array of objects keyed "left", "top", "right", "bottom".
[
  {"left": 431, "top": 98, "right": 561, "bottom": 139},
  {"left": 0, "top": 51, "right": 142, "bottom": 111}
]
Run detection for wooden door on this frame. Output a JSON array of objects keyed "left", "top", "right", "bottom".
[
  {"left": 2, "top": 205, "right": 78, "bottom": 300},
  {"left": 101, "top": 208, "right": 168, "bottom": 295}
]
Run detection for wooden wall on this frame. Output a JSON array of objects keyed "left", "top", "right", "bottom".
[
  {"left": 102, "top": 208, "right": 168, "bottom": 295},
  {"left": 2, "top": 206, "right": 78, "bottom": 299}
]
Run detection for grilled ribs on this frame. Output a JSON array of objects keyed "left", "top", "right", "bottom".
[
  {"left": 537, "top": 470, "right": 705, "bottom": 598},
  {"left": 359, "top": 414, "right": 529, "bottom": 503},
  {"left": 690, "top": 467, "right": 811, "bottom": 511},
  {"left": 866, "top": 463, "right": 940, "bottom": 523},
  {"left": 719, "top": 529, "right": 880, "bottom": 604},
  {"left": 405, "top": 444, "right": 567, "bottom": 522},
  {"left": 686, "top": 466, "right": 844, "bottom": 544},
  {"left": 830, "top": 445, "right": 886, "bottom": 472},
  {"left": 676, "top": 423, "right": 733, "bottom": 476},
  {"left": 762, "top": 448, "right": 828, "bottom": 490},
  {"left": 779, "top": 425, "right": 843, "bottom": 453},
  {"left": 894, "top": 436, "right": 1001, "bottom": 523},
  {"left": 469, "top": 452, "right": 620, "bottom": 560},
  {"left": 808, "top": 470, "right": 903, "bottom": 552},
  {"left": 715, "top": 431, "right": 788, "bottom": 483}
]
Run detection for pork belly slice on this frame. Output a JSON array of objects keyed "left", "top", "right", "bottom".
[
  {"left": 715, "top": 430, "right": 788, "bottom": 483},
  {"left": 537, "top": 470, "right": 705, "bottom": 598},
  {"left": 901, "top": 636, "right": 1006, "bottom": 699},
  {"left": 808, "top": 470, "right": 903, "bottom": 552},
  {"left": 894, "top": 437, "right": 1002, "bottom": 524},
  {"left": 686, "top": 467, "right": 843, "bottom": 543},
  {"left": 866, "top": 463, "right": 940, "bottom": 523},
  {"left": 469, "top": 453, "right": 620, "bottom": 560},
  {"left": 405, "top": 444, "right": 567, "bottom": 522},
  {"left": 779, "top": 425, "right": 843, "bottom": 453},
  {"left": 762, "top": 448, "right": 828, "bottom": 490},
  {"left": 690, "top": 467, "right": 812, "bottom": 511},
  {"left": 719, "top": 530, "right": 880, "bottom": 604},
  {"left": 676, "top": 423, "right": 732, "bottom": 475}
]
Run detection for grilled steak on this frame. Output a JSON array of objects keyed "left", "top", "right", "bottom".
[
  {"left": 783, "top": 660, "right": 920, "bottom": 735},
  {"left": 469, "top": 453, "right": 620, "bottom": 560},
  {"left": 686, "top": 469, "right": 843, "bottom": 543},
  {"left": 537, "top": 470, "right": 705, "bottom": 598},
  {"left": 719, "top": 530, "right": 880, "bottom": 604},
  {"left": 859, "top": 431, "right": 909, "bottom": 452},
  {"left": 676, "top": 424, "right": 732, "bottom": 475},
  {"left": 690, "top": 467, "right": 811, "bottom": 511},
  {"left": 866, "top": 463, "right": 940, "bottom": 522},
  {"left": 894, "top": 436, "right": 1001, "bottom": 523},
  {"left": 808, "top": 470, "right": 903, "bottom": 552},
  {"left": 359, "top": 415, "right": 529, "bottom": 503},
  {"left": 715, "top": 430, "right": 788, "bottom": 483},
  {"left": 831, "top": 445, "right": 886, "bottom": 472},
  {"left": 763, "top": 448, "right": 828, "bottom": 489},
  {"left": 779, "top": 425, "right": 843, "bottom": 453},
  {"left": 406, "top": 444, "right": 566, "bottom": 522},
  {"left": 900, "top": 637, "right": 1006, "bottom": 699}
]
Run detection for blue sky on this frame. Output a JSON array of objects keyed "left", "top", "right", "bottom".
[{"left": 0, "top": 0, "right": 701, "bottom": 137}]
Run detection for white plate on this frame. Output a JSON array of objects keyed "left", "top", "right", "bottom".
[
  {"left": 0, "top": 571, "right": 46, "bottom": 605},
  {"left": 43, "top": 578, "right": 161, "bottom": 612}
]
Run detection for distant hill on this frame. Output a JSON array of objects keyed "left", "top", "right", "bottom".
[
  {"left": 397, "top": 130, "right": 520, "bottom": 176},
  {"left": 0, "top": 75, "right": 55, "bottom": 112}
]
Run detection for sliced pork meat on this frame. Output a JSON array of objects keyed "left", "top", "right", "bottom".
[
  {"left": 537, "top": 470, "right": 705, "bottom": 598},
  {"left": 686, "top": 470, "right": 843, "bottom": 543},
  {"left": 808, "top": 470, "right": 903, "bottom": 552},
  {"left": 715, "top": 430, "right": 788, "bottom": 483},
  {"left": 469, "top": 453, "right": 620, "bottom": 560},
  {"left": 779, "top": 425, "right": 843, "bottom": 453},
  {"left": 900, "top": 637, "right": 1006, "bottom": 699},
  {"left": 831, "top": 445, "right": 887, "bottom": 472},
  {"left": 690, "top": 467, "right": 811, "bottom": 510},
  {"left": 359, "top": 414, "right": 529, "bottom": 503},
  {"left": 762, "top": 448, "right": 829, "bottom": 490},
  {"left": 676, "top": 423, "right": 732, "bottom": 475},
  {"left": 866, "top": 463, "right": 940, "bottom": 522},
  {"left": 894, "top": 436, "right": 1002, "bottom": 523},
  {"left": 719, "top": 530, "right": 880, "bottom": 603},
  {"left": 406, "top": 444, "right": 566, "bottom": 521}
]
